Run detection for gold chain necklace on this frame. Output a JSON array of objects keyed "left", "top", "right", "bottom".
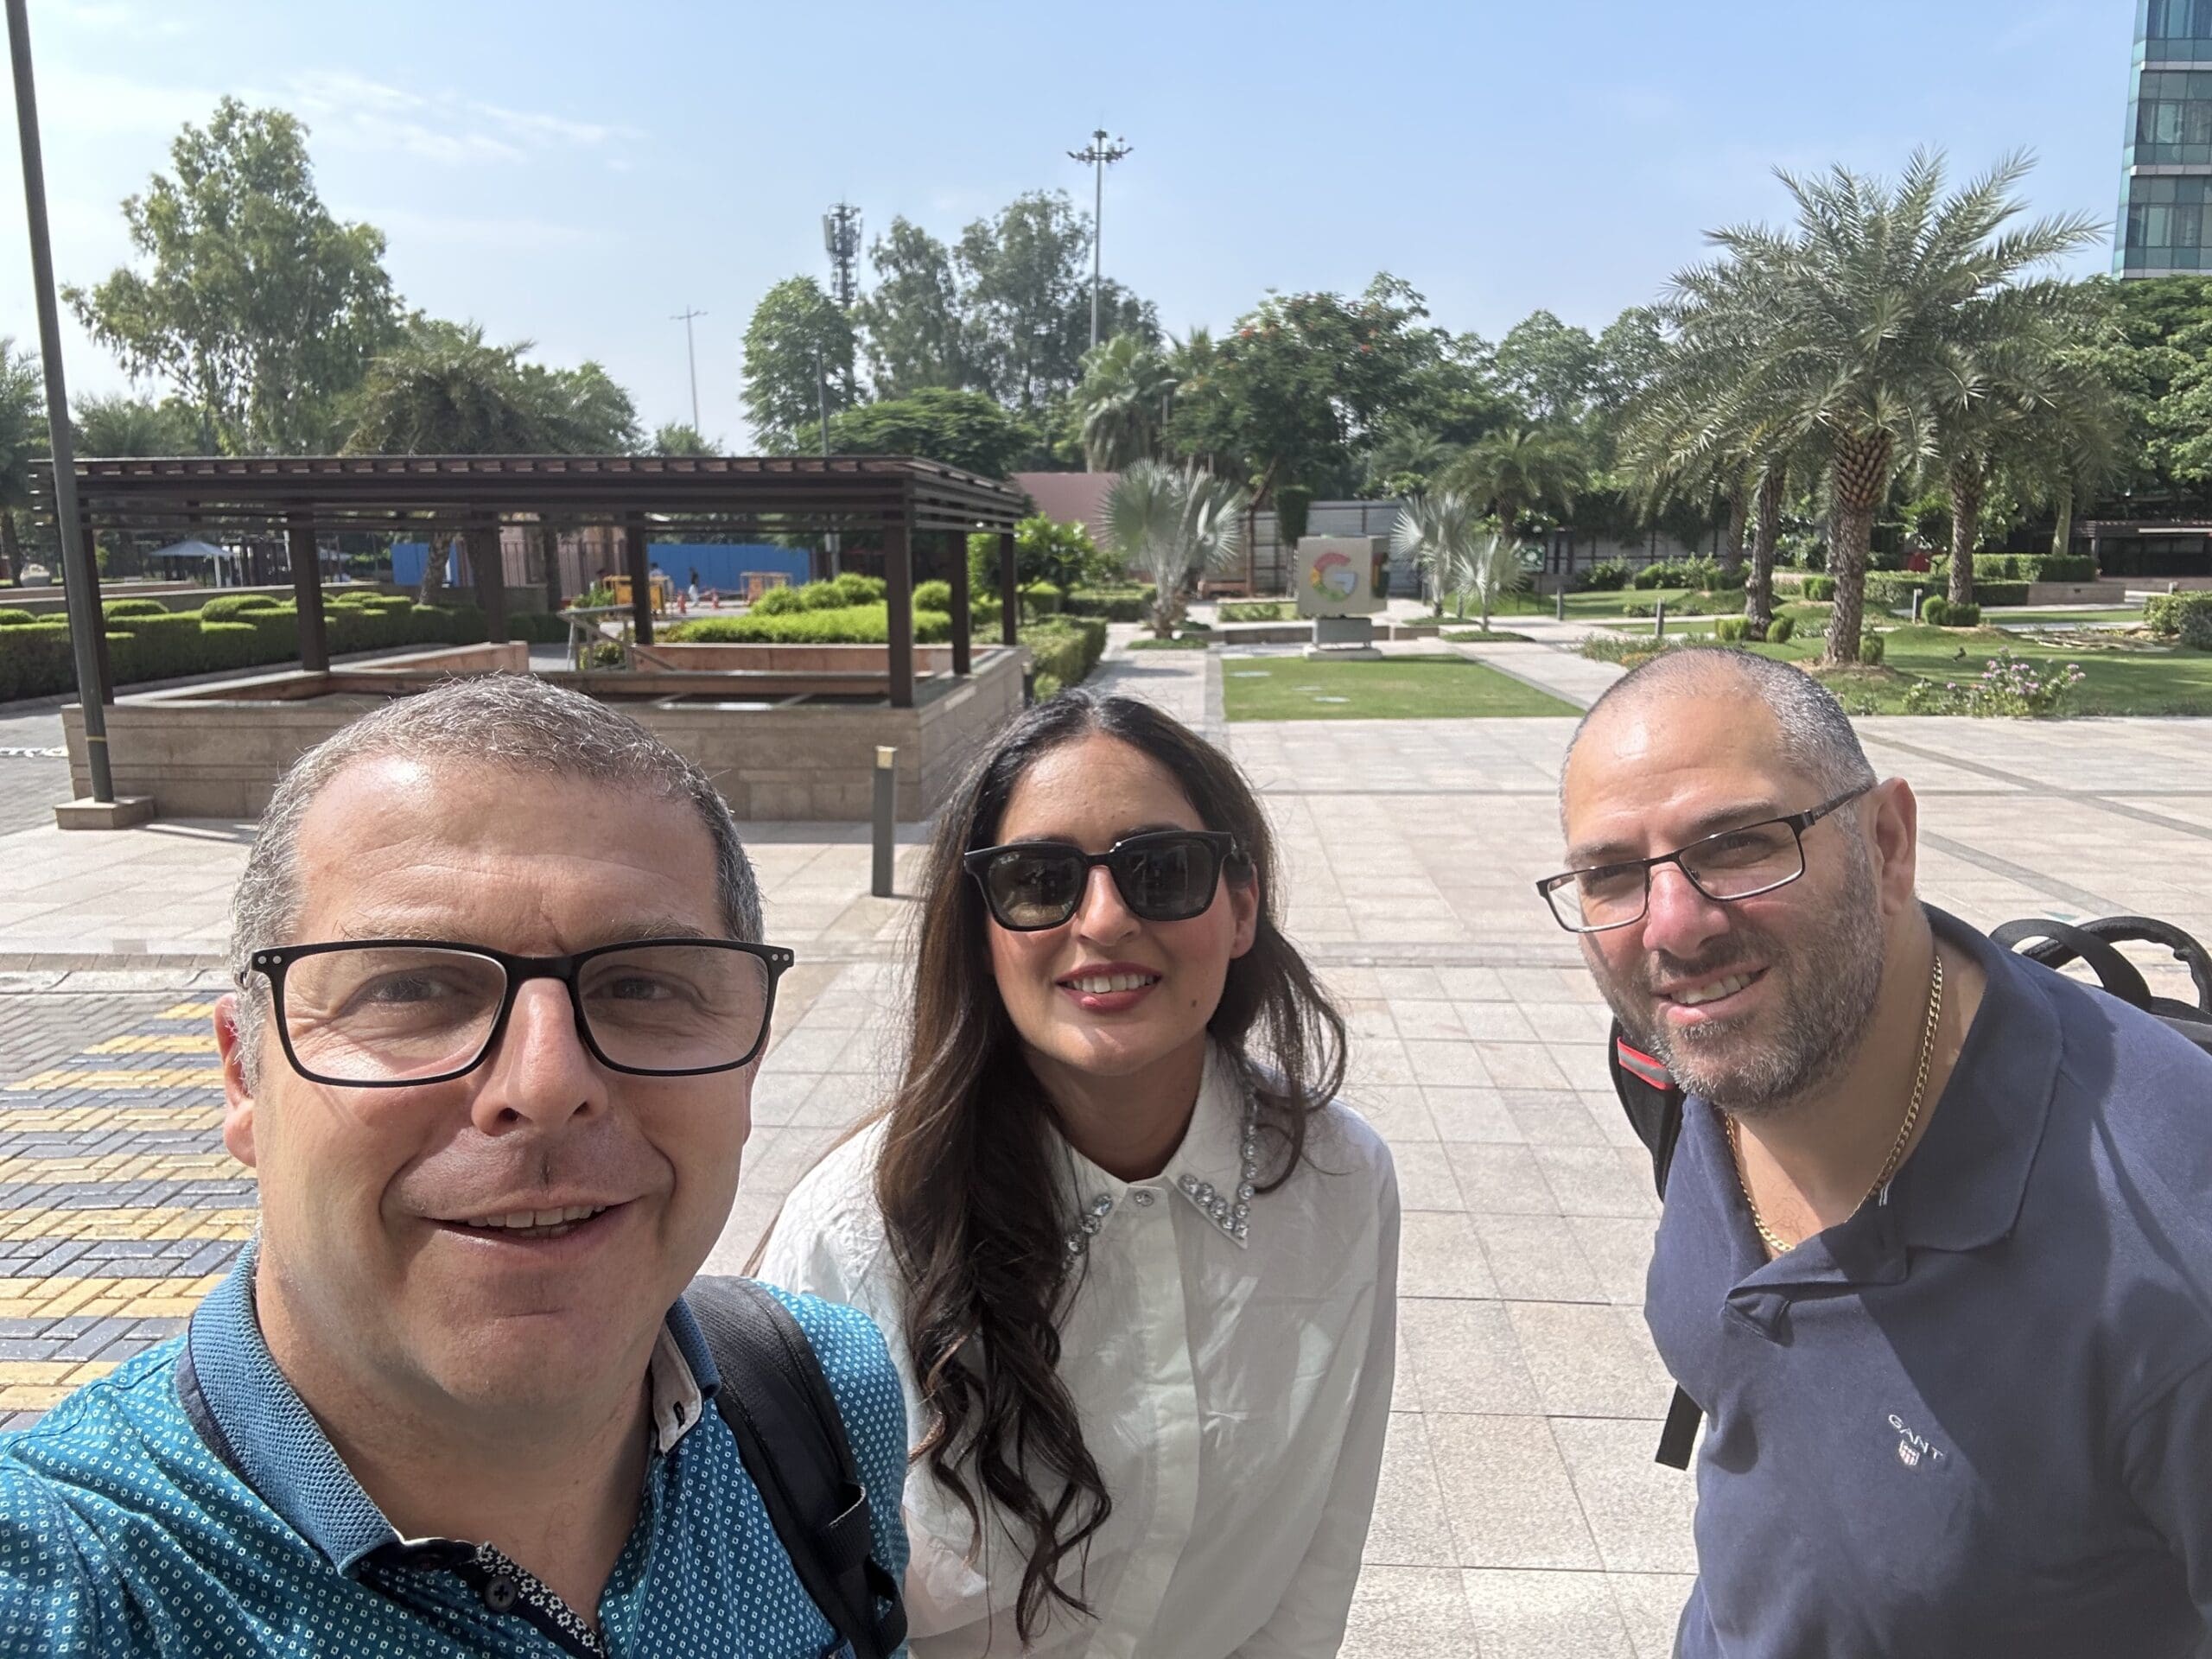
[{"left": 1726, "top": 952, "right": 1944, "bottom": 1257}]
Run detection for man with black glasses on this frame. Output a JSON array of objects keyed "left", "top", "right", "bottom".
[
  {"left": 0, "top": 676, "right": 908, "bottom": 1656},
  {"left": 1547, "top": 647, "right": 2212, "bottom": 1657}
]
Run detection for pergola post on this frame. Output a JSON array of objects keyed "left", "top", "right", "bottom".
[
  {"left": 886, "top": 511, "right": 914, "bottom": 710},
  {"left": 998, "top": 531, "right": 1018, "bottom": 646},
  {"left": 624, "top": 513, "right": 653, "bottom": 646},
  {"left": 467, "top": 515, "right": 507, "bottom": 643},
  {"left": 287, "top": 510, "right": 328, "bottom": 674},
  {"left": 949, "top": 528, "right": 971, "bottom": 677}
]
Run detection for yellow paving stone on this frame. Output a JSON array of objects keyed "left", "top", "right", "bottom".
[
  {"left": 0, "top": 1206, "right": 257, "bottom": 1242},
  {"left": 0, "top": 1105, "right": 225, "bottom": 1133},
  {"left": 85, "top": 1033, "right": 220, "bottom": 1056},
  {"left": 0, "top": 1385, "right": 84, "bottom": 1410},
  {"left": 6, "top": 1067, "right": 225, "bottom": 1091},
  {"left": 156, "top": 1001, "right": 219, "bottom": 1020},
  {"left": 0, "top": 1275, "right": 225, "bottom": 1318},
  {"left": 0, "top": 1362, "right": 79, "bottom": 1386},
  {"left": 0, "top": 1150, "right": 245, "bottom": 1183}
]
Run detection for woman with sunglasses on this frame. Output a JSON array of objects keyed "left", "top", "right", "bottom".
[{"left": 758, "top": 690, "right": 1399, "bottom": 1657}]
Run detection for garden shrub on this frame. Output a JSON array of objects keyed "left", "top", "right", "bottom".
[
  {"left": 1859, "top": 630, "right": 1885, "bottom": 665},
  {"left": 1061, "top": 587, "right": 1154, "bottom": 622},
  {"left": 1903, "top": 650, "right": 2086, "bottom": 716},
  {"left": 912, "top": 580, "right": 952, "bottom": 612},
  {"left": 1713, "top": 616, "right": 1749, "bottom": 643},
  {"left": 1021, "top": 615, "right": 1108, "bottom": 698},
  {"left": 1218, "top": 600, "right": 1295, "bottom": 622},
  {"left": 830, "top": 573, "right": 887, "bottom": 605},
  {"left": 664, "top": 606, "right": 954, "bottom": 645},
  {"left": 2183, "top": 607, "right": 2212, "bottom": 652},
  {"left": 1765, "top": 614, "right": 1796, "bottom": 644},
  {"left": 1802, "top": 576, "right": 1836, "bottom": 601},
  {"left": 0, "top": 608, "right": 38, "bottom": 626},
  {"left": 199, "top": 594, "right": 285, "bottom": 621},
  {"left": 1019, "top": 581, "right": 1065, "bottom": 618},
  {"left": 1919, "top": 597, "right": 1950, "bottom": 627},
  {"left": 2143, "top": 592, "right": 2212, "bottom": 638},
  {"left": 1573, "top": 559, "right": 1632, "bottom": 592},
  {"left": 101, "top": 597, "right": 172, "bottom": 620}
]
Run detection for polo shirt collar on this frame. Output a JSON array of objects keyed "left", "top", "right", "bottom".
[
  {"left": 1059, "top": 1041, "right": 1262, "bottom": 1250},
  {"left": 182, "top": 1238, "right": 720, "bottom": 1574},
  {"left": 1688, "top": 906, "right": 2060, "bottom": 1301}
]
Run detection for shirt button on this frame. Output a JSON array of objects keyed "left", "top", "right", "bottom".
[
  {"left": 1131, "top": 1189, "right": 1156, "bottom": 1206},
  {"left": 482, "top": 1574, "right": 519, "bottom": 1613}
]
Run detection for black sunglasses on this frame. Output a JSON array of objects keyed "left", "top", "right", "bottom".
[{"left": 963, "top": 830, "right": 1245, "bottom": 931}]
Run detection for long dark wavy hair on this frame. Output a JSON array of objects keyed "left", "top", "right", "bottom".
[{"left": 868, "top": 689, "right": 1346, "bottom": 1641}]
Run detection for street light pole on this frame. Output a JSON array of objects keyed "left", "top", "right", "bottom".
[
  {"left": 671, "top": 307, "right": 706, "bottom": 433},
  {"left": 6, "top": 0, "right": 110, "bottom": 803},
  {"left": 1066, "top": 129, "right": 1132, "bottom": 353}
]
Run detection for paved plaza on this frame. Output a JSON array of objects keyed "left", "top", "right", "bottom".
[{"left": 3, "top": 636, "right": 2212, "bottom": 1655}]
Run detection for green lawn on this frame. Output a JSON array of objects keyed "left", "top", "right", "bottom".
[
  {"left": 1221, "top": 655, "right": 1577, "bottom": 721},
  {"left": 1986, "top": 608, "right": 2145, "bottom": 626},
  {"left": 1745, "top": 625, "right": 2212, "bottom": 715}
]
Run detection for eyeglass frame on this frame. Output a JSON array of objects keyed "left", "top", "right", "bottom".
[
  {"left": 962, "top": 829, "right": 1246, "bottom": 932},
  {"left": 1535, "top": 784, "right": 1873, "bottom": 935},
  {"left": 243, "top": 936, "right": 798, "bottom": 1088}
]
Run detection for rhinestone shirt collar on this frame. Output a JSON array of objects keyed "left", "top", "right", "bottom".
[{"left": 1059, "top": 1043, "right": 1265, "bottom": 1255}]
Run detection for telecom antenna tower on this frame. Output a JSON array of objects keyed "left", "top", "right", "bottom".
[{"left": 823, "top": 202, "right": 862, "bottom": 309}]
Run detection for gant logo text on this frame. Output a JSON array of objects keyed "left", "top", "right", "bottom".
[{"left": 1888, "top": 1413, "right": 1948, "bottom": 1470}]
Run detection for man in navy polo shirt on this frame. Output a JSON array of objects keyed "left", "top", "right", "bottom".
[
  {"left": 1549, "top": 648, "right": 2212, "bottom": 1656},
  {"left": 0, "top": 676, "right": 908, "bottom": 1656}
]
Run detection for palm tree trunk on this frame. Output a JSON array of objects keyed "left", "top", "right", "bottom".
[
  {"left": 2050, "top": 480, "right": 2074, "bottom": 561},
  {"left": 1947, "top": 464, "right": 1983, "bottom": 608},
  {"left": 1746, "top": 464, "right": 1783, "bottom": 635},
  {"left": 1722, "top": 477, "right": 1749, "bottom": 576},
  {"left": 420, "top": 534, "right": 449, "bottom": 606},
  {"left": 1821, "top": 435, "right": 1892, "bottom": 668},
  {"left": 0, "top": 508, "right": 18, "bottom": 586}
]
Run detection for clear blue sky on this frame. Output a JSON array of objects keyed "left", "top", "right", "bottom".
[{"left": 0, "top": 0, "right": 2141, "bottom": 448}]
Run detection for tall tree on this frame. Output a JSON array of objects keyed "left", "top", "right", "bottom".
[
  {"left": 0, "top": 340, "right": 44, "bottom": 584},
  {"left": 741, "top": 276, "right": 857, "bottom": 451},
  {"left": 955, "top": 190, "right": 1154, "bottom": 414},
  {"left": 652, "top": 422, "right": 716, "bottom": 456},
  {"left": 65, "top": 99, "right": 398, "bottom": 454},
  {"left": 854, "top": 218, "right": 972, "bottom": 397},
  {"left": 803, "top": 387, "right": 1041, "bottom": 478},
  {"left": 1662, "top": 149, "right": 2099, "bottom": 664},
  {"left": 1494, "top": 310, "right": 1603, "bottom": 423}
]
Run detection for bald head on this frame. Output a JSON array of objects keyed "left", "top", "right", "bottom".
[{"left": 1562, "top": 648, "right": 1874, "bottom": 828}]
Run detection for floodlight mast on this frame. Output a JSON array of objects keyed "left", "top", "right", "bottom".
[
  {"left": 671, "top": 308, "right": 706, "bottom": 433},
  {"left": 1066, "top": 129, "right": 1132, "bottom": 353}
]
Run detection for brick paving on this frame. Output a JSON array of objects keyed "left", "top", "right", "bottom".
[{"left": 3, "top": 636, "right": 2211, "bottom": 1654}]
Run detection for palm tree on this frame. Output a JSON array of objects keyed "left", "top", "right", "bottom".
[
  {"left": 74, "top": 393, "right": 196, "bottom": 458},
  {"left": 1663, "top": 149, "right": 2099, "bottom": 664},
  {"left": 1100, "top": 459, "right": 1249, "bottom": 637},
  {"left": 1927, "top": 308, "right": 2120, "bottom": 607},
  {"left": 1363, "top": 423, "right": 1457, "bottom": 499},
  {"left": 1459, "top": 532, "right": 1529, "bottom": 632},
  {"left": 1435, "top": 426, "right": 1586, "bottom": 548},
  {"left": 1391, "top": 490, "right": 1484, "bottom": 617},
  {"left": 652, "top": 422, "right": 716, "bottom": 456},
  {"left": 1074, "top": 334, "right": 1179, "bottom": 471}
]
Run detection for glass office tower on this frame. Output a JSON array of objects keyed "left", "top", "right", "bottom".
[{"left": 2120, "top": 0, "right": 2212, "bottom": 273}]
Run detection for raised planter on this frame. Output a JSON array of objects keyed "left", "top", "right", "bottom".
[{"left": 60, "top": 645, "right": 1026, "bottom": 822}]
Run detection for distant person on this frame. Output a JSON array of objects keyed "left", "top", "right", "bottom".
[
  {"left": 689, "top": 568, "right": 702, "bottom": 607},
  {"left": 0, "top": 677, "right": 909, "bottom": 1656},
  {"left": 1548, "top": 647, "right": 2212, "bottom": 1656},
  {"left": 760, "top": 690, "right": 1399, "bottom": 1656}
]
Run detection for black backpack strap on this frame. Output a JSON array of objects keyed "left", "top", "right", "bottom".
[
  {"left": 1606, "top": 1020, "right": 1704, "bottom": 1468},
  {"left": 1989, "top": 917, "right": 2155, "bottom": 1009},
  {"left": 686, "top": 1276, "right": 907, "bottom": 1659}
]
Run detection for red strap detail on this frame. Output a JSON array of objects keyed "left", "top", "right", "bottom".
[{"left": 1615, "top": 1038, "right": 1673, "bottom": 1091}]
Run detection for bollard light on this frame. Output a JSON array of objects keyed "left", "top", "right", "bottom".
[{"left": 871, "top": 747, "right": 896, "bottom": 898}]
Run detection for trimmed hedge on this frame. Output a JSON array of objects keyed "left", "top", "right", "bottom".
[
  {"left": 102, "top": 597, "right": 172, "bottom": 620},
  {"left": 1713, "top": 616, "right": 1749, "bottom": 643},
  {"left": 1023, "top": 615, "right": 1108, "bottom": 698},
  {"left": 1573, "top": 559, "right": 1632, "bottom": 592},
  {"left": 1920, "top": 598, "right": 1980, "bottom": 627},
  {"left": 0, "top": 608, "right": 37, "bottom": 626},
  {"left": 1019, "top": 581, "right": 1065, "bottom": 617},
  {"left": 0, "top": 600, "right": 491, "bottom": 699},
  {"left": 664, "top": 606, "right": 955, "bottom": 645},
  {"left": 1766, "top": 614, "right": 1796, "bottom": 644},
  {"left": 1929, "top": 553, "right": 2094, "bottom": 583},
  {"left": 198, "top": 594, "right": 285, "bottom": 620},
  {"left": 2144, "top": 592, "right": 2212, "bottom": 639},
  {"left": 1801, "top": 576, "right": 1836, "bottom": 601},
  {"left": 1629, "top": 558, "right": 1743, "bottom": 592},
  {"left": 2184, "top": 607, "right": 2212, "bottom": 652},
  {"left": 1061, "top": 587, "right": 1154, "bottom": 622}
]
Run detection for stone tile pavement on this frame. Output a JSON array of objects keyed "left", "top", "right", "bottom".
[{"left": 3, "top": 636, "right": 2212, "bottom": 1653}]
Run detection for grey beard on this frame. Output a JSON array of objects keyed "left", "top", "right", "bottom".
[{"left": 1645, "top": 852, "right": 1887, "bottom": 1118}]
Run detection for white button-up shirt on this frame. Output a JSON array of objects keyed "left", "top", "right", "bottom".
[{"left": 759, "top": 1045, "right": 1401, "bottom": 1658}]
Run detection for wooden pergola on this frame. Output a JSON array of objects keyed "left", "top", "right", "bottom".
[{"left": 35, "top": 454, "right": 1030, "bottom": 709}]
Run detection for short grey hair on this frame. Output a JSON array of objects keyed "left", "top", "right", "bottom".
[
  {"left": 228, "top": 675, "right": 763, "bottom": 1070},
  {"left": 1564, "top": 647, "right": 1878, "bottom": 819}
]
